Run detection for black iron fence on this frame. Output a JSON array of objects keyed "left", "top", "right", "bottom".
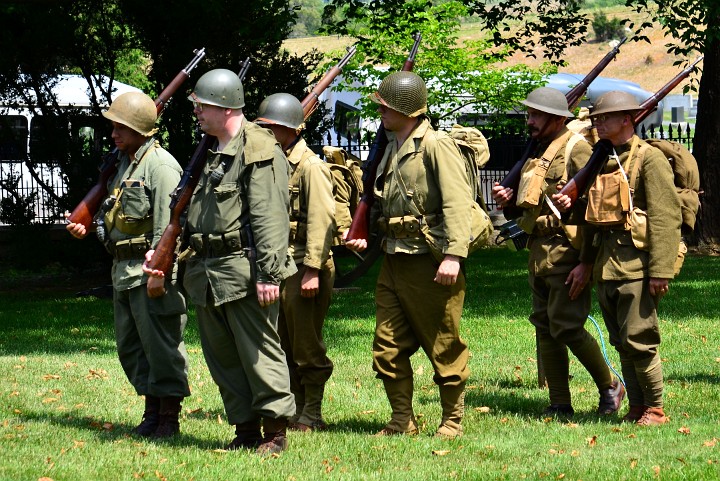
[{"left": 0, "top": 124, "right": 695, "bottom": 224}]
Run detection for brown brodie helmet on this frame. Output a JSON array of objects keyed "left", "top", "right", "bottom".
[
  {"left": 102, "top": 92, "right": 158, "bottom": 136},
  {"left": 369, "top": 71, "right": 428, "bottom": 117},
  {"left": 255, "top": 93, "right": 305, "bottom": 130},
  {"left": 590, "top": 91, "right": 642, "bottom": 117},
  {"left": 521, "top": 87, "right": 574, "bottom": 118}
]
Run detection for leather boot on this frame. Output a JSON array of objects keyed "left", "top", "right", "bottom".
[
  {"left": 436, "top": 384, "right": 465, "bottom": 438},
  {"left": 226, "top": 420, "right": 262, "bottom": 450},
  {"left": 376, "top": 377, "right": 418, "bottom": 435},
  {"left": 134, "top": 395, "right": 160, "bottom": 437},
  {"left": 257, "top": 417, "right": 289, "bottom": 456},
  {"left": 622, "top": 405, "right": 646, "bottom": 423},
  {"left": 152, "top": 396, "right": 183, "bottom": 438},
  {"left": 597, "top": 378, "right": 626, "bottom": 415},
  {"left": 636, "top": 406, "right": 668, "bottom": 426},
  {"left": 291, "top": 384, "right": 328, "bottom": 432}
]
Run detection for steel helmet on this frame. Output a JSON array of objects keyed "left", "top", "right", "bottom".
[
  {"left": 102, "top": 92, "right": 158, "bottom": 136},
  {"left": 521, "top": 87, "right": 574, "bottom": 118},
  {"left": 369, "top": 71, "right": 427, "bottom": 117},
  {"left": 189, "top": 69, "right": 244, "bottom": 109},
  {"left": 590, "top": 91, "right": 642, "bottom": 117},
  {"left": 255, "top": 93, "right": 305, "bottom": 130}
]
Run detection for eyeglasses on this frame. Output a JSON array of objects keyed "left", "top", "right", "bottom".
[{"left": 591, "top": 113, "right": 624, "bottom": 124}]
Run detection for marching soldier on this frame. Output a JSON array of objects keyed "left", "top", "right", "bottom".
[
  {"left": 492, "top": 87, "right": 625, "bottom": 418},
  {"left": 145, "top": 70, "right": 297, "bottom": 453},
  {"left": 67, "top": 92, "right": 190, "bottom": 438},
  {"left": 345, "top": 72, "right": 472, "bottom": 438},
  {"left": 555, "top": 90, "right": 681, "bottom": 425},
  {"left": 255, "top": 93, "right": 337, "bottom": 432}
]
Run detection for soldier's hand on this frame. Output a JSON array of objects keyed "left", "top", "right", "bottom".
[
  {"left": 551, "top": 192, "right": 573, "bottom": 213},
  {"left": 565, "top": 262, "right": 592, "bottom": 300},
  {"left": 434, "top": 255, "right": 460, "bottom": 286},
  {"left": 142, "top": 249, "right": 167, "bottom": 298},
  {"left": 300, "top": 267, "right": 320, "bottom": 298},
  {"left": 257, "top": 282, "right": 280, "bottom": 306},
  {"left": 491, "top": 182, "right": 513, "bottom": 208},
  {"left": 344, "top": 237, "right": 367, "bottom": 252},
  {"left": 649, "top": 277, "right": 670, "bottom": 298},
  {"left": 65, "top": 212, "right": 88, "bottom": 239}
]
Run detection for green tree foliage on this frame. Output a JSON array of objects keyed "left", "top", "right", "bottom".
[
  {"left": 320, "top": 0, "right": 555, "bottom": 137},
  {"left": 592, "top": 12, "right": 625, "bottom": 41},
  {"left": 290, "top": 0, "right": 324, "bottom": 37}
]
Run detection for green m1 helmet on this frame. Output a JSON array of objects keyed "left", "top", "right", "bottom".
[
  {"left": 189, "top": 68, "right": 244, "bottom": 109},
  {"left": 369, "top": 71, "right": 428, "bottom": 117},
  {"left": 255, "top": 93, "right": 305, "bottom": 130},
  {"left": 522, "top": 87, "right": 574, "bottom": 118},
  {"left": 102, "top": 92, "right": 158, "bottom": 136}
]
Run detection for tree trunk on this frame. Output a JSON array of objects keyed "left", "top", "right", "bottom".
[{"left": 693, "top": 37, "right": 720, "bottom": 248}]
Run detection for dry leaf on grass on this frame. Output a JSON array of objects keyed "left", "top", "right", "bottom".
[
  {"left": 474, "top": 406, "right": 491, "bottom": 413},
  {"left": 432, "top": 450, "right": 451, "bottom": 456},
  {"left": 587, "top": 435, "right": 597, "bottom": 447},
  {"left": 678, "top": 426, "right": 691, "bottom": 435}
]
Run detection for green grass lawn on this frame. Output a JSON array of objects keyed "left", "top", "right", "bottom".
[{"left": 2, "top": 247, "right": 719, "bottom": 481}]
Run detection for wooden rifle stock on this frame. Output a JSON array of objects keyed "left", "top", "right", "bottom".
[
  {"left": 146, "top": 57, "right": 253, "bottom": 277},
  {"left": 497, "top": 38, "right": 627, "bottom": 217},
  {"left": 345, "top": 32, "right": 422, "bottom": 242},
  {"left": 558, "top": 56, "right": 702, "bottom": 208},
  {"left": 301, "top": 46, "right": 357, "bottom": 120},
  {"left": 67, "top": 48, "right": 207, "bottom": 229}
]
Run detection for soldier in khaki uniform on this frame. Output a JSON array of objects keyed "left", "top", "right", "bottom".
[
  {"left": 145, "top": 70, "right": 297, "bottom": 454},
  {"left": 492, "top": 87, "right": 625, "bottom": 418},
  {"left": 67, "top": 92, "right": 190, "bottom": 438},
  {"left": 255, "top": 93, "right": 336, "bottom": 432},
  {"left": 559, "top": 91, "right": 681, "bottom": 425},
  {"left": 345, "top": 72, "right": 472, "bottom": 438}
]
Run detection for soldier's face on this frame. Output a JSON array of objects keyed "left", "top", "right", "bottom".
[
  {"left": 526, "top": 108, "right": 564, "bottom": 140},
  {"left": 110, "top": 122, "right": 146, "bottom": 155},
  {"left": 378, "top": 104, "right": 410, "bottom": 132},
  {"left": 194, "top": 103, "right": 227, "bottom": 136},
  {"left": 592, "top": 113, "right": 629, "bottom": 141}
]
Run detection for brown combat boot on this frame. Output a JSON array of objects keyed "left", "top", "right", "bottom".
[
  {"left": 289, "top": 384, "right": 329, "bottom": 432},
  {"left": 622, "top": 405, "right": 646, "bottom": 423},
  {"left": 152, "top": 396, "right": 183, "bottom": 438},
  {"left": 134, "top": 395, "right": 160, "bottom": 437},
  {"left": 376, "top": 378, "right": 418, "bottom": 435},
  {"left": 436, "top": 384, "right": 465, "bottom": 438},
  {"left": 257, "top": 417, "right": 289, "bottom": 456},
  {"left": 636, "top": 406, "right": 668, "bottom": 426},
  {"left": 226, "top": 420, "right": 262, "bottom": 450},
  {"left": 597, "top": 379, "right": 626, "bottom": 415}
]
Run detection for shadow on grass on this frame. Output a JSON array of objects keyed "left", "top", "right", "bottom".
[{"left": 12, "top": 406, "right": 236, "bottom": 450}]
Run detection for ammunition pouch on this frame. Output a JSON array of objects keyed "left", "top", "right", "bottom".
[
  {"left": 380, "top": 215, "right": 423, "bottom": 239},
  {"left": 585, "top": 169, "right": 631, "bottom": 227},
  {"left": 188, "top": 229, "right": 245, "bottom": 258},
  {"left": 106, "top": 236, "right": 152, "bottom": 261}
]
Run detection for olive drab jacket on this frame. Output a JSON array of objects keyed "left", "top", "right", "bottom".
[
  {"left": 106, "top": 137, "right": 182, "bottom": 291},
  {"left": 372, "top": 117, "right": 473, "bottom": 259},
  {"left": 517, "top": 127, "right": 595, "bottom": 277},
  {"left": 589, "top": 135, "right": 681, "bottom": 281},
  {"left": 286, "top": 138, "right": 335, "bottom": 268},
  {"left": 183, "top": 121, "right": 297, "bottom": 307}
]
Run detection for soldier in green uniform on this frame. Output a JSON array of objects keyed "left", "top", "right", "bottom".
[
  {"left": 492, "top": 87, "right": 625, "bottom": 418},
  {"left": 255, "top": 93, "right": 337, "bottom": 432},
  {"left": 345, "top": 72, "right": 472, "bottom": 438},
  {"left": 66, "top": 91, "right": 190, "bottom": 438},
  {"left": 564, "top": 91, "right": 680, "bottom": 425},
  {"left": 145, "top": 70, "right": 297, "bottom": 454}
]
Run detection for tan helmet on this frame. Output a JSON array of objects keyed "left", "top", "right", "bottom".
[
  {"left": 521, "top": 87, "right": 574, "bottom": 118},
  {"left": 255, "top": 93, "right": 305, "bottom": 130},
  {"left": 189, "top": 69, "right": 244, "bottom": 109},
  {"left": 590, "top": 91, "right": 642, "bottom": 117},
  {"left": 369, "top": 71, "right": 427, "bottom": 117},
  {"left": 102, "top": 92, "right": 158, "bottom": 136}
]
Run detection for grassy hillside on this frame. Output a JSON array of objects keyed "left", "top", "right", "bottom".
[{"left": 283, "top": 6, "right": 700, "bottom": 95}]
